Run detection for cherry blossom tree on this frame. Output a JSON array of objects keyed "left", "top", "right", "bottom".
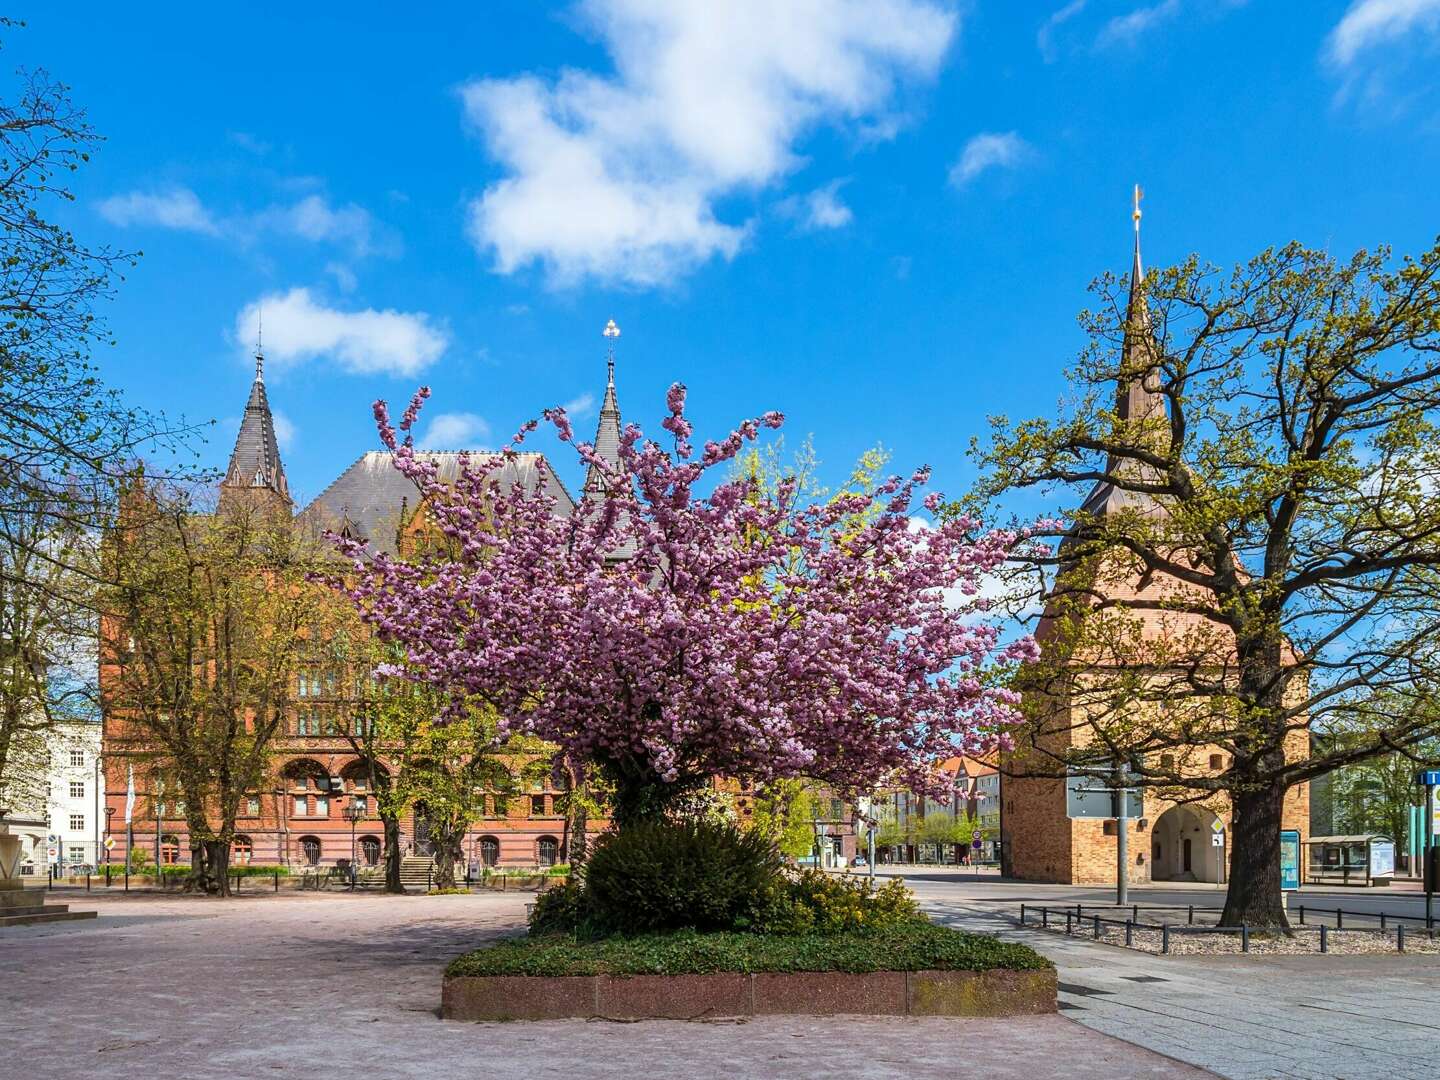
[{"left": 330, "top": 384, "right": 1038, "bottom": 826}]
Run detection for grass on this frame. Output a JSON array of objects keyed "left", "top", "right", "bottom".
[{"left": 446, "top": 920, "right": 1052, "bottom": 978}]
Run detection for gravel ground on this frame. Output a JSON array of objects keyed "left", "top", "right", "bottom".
[
  {"left": 3, "top": 888, "right": 1211, "bottom": 1080},
  {"left": 1029, "top": 917, "right": 1440, "bottom": 955}
]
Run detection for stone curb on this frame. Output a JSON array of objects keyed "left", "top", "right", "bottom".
[{"left": 442, "top": 968, "right": 1057, "bottom": 1021}]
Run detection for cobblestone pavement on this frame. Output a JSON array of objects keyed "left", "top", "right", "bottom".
[
  {"left": 3, "top": 889, "right": 1208, "bottom": 1080},
  {"left": 910, "top": 880, "right": 1440, "bottom": 1080}
]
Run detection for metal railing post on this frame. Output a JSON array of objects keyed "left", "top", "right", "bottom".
[
  {"left": 1241, "top": 925, "right": 1249, "bottom": 953},
  {"left": 1162, "top": 925, "right": 1170, "bottom": 954},
  {"left": 1188, "top": 905, "right": 1194, "bottom": 925},
  {"left": 1042, "top": 908, "right": 1049, "bottom": 928},
  {"left": 1066, "top": 911, "right": 1073, "bottom": 935},
  {"left": 1298, "top": 905, "right": 1305, "bottom": 925},
  {"left": 1125, "top": 919, "right": 1133, "bottom": 947},
  {"left": 1320, "top": 925, "right": 1328, "bottom": 954},
  {"left": 1020, "top": 904, "right": 1026, "bottom": 925},
  {"left": 1398, "top": 924, "right": 1406, "bottom": 953},
  {"left": 1094, "top": 914, "right": 1102, "bottom": 939},
  {"left": 1336, "top": 909, "right": 1343, "bottom": 930}
]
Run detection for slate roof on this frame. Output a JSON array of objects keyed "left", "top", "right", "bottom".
[
  {"left": 223, "top": 360, "right": 291, "bottom": 504},
  {"left": 299, "top": 451, "right": 577, "bottom": 557}
]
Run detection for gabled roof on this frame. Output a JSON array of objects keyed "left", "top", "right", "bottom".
[
  {"left": 222, "top": 356, "right": 291, "bottom": 504},
  {"left": 299, "top": 450, "right": 576, "bottom": 557}
]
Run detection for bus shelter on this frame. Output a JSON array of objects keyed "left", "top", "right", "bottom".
[{"left": 1303, "top": 834, "right": 1395, "bottom": 887}]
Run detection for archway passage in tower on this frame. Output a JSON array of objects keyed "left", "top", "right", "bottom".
[{"left": 1150, "top": 804, "right": 1225, "bottom": 884}]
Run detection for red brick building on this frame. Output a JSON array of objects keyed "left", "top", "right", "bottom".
[{"left": 102, "top": 348, "right": 623, "bottom": 870}]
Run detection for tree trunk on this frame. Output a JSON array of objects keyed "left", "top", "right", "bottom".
[
  {"left": 1219, "top": 783, "right": 1289, "bottom": 928},
  {"left": 432, "top": 824, "right": 464, "bottom": 889},
  {"left": 382, "top": 813, "right": 404, "bottom": 894},
  {"left": 207, "top": 839, "right": 231, "bottom": 897}
]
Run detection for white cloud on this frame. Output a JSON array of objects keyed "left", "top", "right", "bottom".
[
  {"left": 234, "top": 288, "right": 448, "bottom": 377},
  {"left": 98, "top": 187, "right": 390, "bottom": 260},
  {"left": 1326, "top": 0, "right": 1440, "bottom": 65},
  {"left": 417, "top": 411, "right": 492, "bottom": 450},
  {"left": 563, "top": 392, "right": 596, "bottom": 420},
  {"left": 1095, "top": 0, "right": 1181, "bottom": 48},
  {"left": 783, "top": 181, "right": 854, "bottom": 231},
  {"left": 948, "top": 132, "right": 1035, "bottom": 187},
  {"left": 461, "top": 0, "right": 957, "bottom": 288},
  {"left": 96, "top": 187, "right": 218, "bottom": 234},
  {"left": 1037, "top": 0, "right": 1088, "bottom": 62}
]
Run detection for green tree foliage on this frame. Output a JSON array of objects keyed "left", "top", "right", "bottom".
[
  {"left": 746, "top": 779, "right": 817, "bottom": 859},
  {"left": 102, "top": 485, "right": 331, "bottom": 895},
  {"left": 973, "top": 239, "right": 1440, "bottom": 926}
]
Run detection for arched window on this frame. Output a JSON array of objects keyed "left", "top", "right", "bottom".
[
  {"left": 160, "top": 834, "right": 181, "bottom": 865},
  {"left": 359, "top": 836, "right": 381, "bottom": 866},
  {"left": 231, "top": 835, "right": 253, "bottom": 865},
  {"left": 478, "top": 835, "right": 500, "bottom": 867},
  {"left": 298, "top": 836, "right": 322, "bottom": 866},
  {"left": 536, "top": 836, "right": 559, "bottom": 867}
]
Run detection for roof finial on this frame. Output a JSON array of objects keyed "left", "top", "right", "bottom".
[
  {"left": 255, "top": 307, "right": 265, "bottom": 383},
  {"left": 1131, "top": 183, "right": 1144, "bottom": 283},
  {"left": 603, "top": 318, "right": 620, "bottom": 385}
]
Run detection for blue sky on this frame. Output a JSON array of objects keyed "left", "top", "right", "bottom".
[{"left": 15, "top": 1, "right": 1440, "bottom": 512}]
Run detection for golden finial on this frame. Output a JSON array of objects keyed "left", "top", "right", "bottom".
[{"left": 1133, "top": 184, "right": 1143, "bottom": 232}]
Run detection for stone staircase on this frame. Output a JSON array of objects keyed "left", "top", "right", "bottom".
[
  {"left": 399, "top": 855, "right": 435, "bottom": 892},
  {"left": 1, "top": 882, "right": 98, "bottom": 928}
]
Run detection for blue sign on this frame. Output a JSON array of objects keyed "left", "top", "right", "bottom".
[
  {"left": 1418, "top": 770, "right": 1440, "bottom": 787},
  {"left": 1280, "top": 829, "right": 1301, "bottom": 891}
]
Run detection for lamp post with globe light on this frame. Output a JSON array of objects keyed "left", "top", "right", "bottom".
[{"left": 344, "top": 797, "right": 365, "bottom": 889}]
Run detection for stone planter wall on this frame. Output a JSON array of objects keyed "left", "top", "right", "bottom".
[{"left": 442, "top": 967, "right": 1056, "bottom": 1021}]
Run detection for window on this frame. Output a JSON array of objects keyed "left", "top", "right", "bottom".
[
  {"left": 478, "top": 836, "right": 500, "bottom": 867},
  {"left": 491, "top": 795, "right": 509, "bottom": 818},
  {"left": 231, "top": 835, "right": 252, "bottom": 864},
  {"left": 350, "top": 795, "right": 369, "bottom": 816},
  {"left": 69, "top": 814, "right": 84, "bottom": 831},
  {"left": 68, "top": 845, "right": 85, "bottom": 864},
  {"left": 1102, "top": 820, "right": 1118, "bottom": 836},
  {"left": 530, "top": 794, "right": 546, "bottom": 817},
  {"left": 360, "top": 836, "right": 381, "bottom": 866},
  {"left": 69, "top": 749, "right": 85, "bottom": 767},
  {"left": 537, "top": 836, "right": 560, "bottom": 867},
  {"left": 315, "top": 796, "right": 330, "bottom": 818},
  {"left": 299, "top": 836, "right": 321, "bottom": 866},
  {"left": 245, "top": 796, "right": 261, "bottom": 817},
  {"left": 160, "top": 834, "right": 181, "bottom": 864},
  {"left": 69, "top": 781, "right": 85, "bottom": 799},
  {"left": 830, "top": 798, "right": 845, "bottom": 821},
  {"left": 1209, "top": 754, "right": 1225, "bottom": 771},
  {"left": 296, "top": 707, "right": 325, "bottom": 736},
  {"left": 293, "top": 797, "right": 308, "bottom": 817}
]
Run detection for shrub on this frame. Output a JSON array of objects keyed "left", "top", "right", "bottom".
[
  {"left": 528, "top": 879, "right": 585, "bottom": 936},
  {"left": 746, "top": 870, "right": 921, "bottom": 935},
  {"left": 583, "top": 819, "right": 783, "bottom": 934}
]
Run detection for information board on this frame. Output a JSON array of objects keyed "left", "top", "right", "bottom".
[{"left": 1280, "top": 829, "right": 1301, "bottom": 891}]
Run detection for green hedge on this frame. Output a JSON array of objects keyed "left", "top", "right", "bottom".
[
  {"left": 446, "top": 922, "right": 1051, "bottom": 978},
  {"left": 119, "top": 864, "right": 292, "bottom": 878}
]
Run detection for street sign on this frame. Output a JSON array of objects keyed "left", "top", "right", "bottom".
[
  {"left": 46, "top": 833, "right": 58, "bottom": 844},
  {"left": 103, "top": 837, "right": 116, "bottom": 851},
  {"left": 971, "top": 837, "right": 982, "bottom": 850},
  {"left": 1416, "top": 770, "right": 1440, "bottom": 787},
  {"left": 1211, "top": 831, "right": 1224, "bottom": 848},
  {"left": 47, "top": 846, "right": 58, "bottom": 859},
  {"left": 1210, "top": 818, "right": 1224, "bottom": 833},
  {"left": 1065, "top": 768, "right": 1142, "bottom": 820},
  {"left": 1280, "top": 830, "right": 1301, "bottom": 891}
]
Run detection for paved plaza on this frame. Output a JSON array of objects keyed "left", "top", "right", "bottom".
[
  {"left": 4, "top": 886, "right": 1206, "bottom": 1080},
  {"left": 5, "top": 877, "right": 1437, "bottom": 1079}
]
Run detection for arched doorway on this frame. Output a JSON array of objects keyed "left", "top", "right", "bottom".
[{"left": 1151, "top": 805, "right": 1224, "bottom": 883}]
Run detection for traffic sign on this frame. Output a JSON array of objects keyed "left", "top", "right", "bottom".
[
  {"left": 1211, "top": 818, "right": 1224, "bottom": 832},
  {"left": 1211, "top": 831, "right": 1224, "bottom": 847},
  {"left": 971, "top": 837, "right": 983, "bottom": 849},
  {"left": 1065, "top": 767, "right": 1142, "bottom": 820},
  {"left": 46, "top": 846, "right": 57, "bottom": 859},
  {"left": 1419, "top": 770, "right": 1440, "bottom": 787},
  {"left": 103, "top": 837, "right": 116, "bottom": 850}
]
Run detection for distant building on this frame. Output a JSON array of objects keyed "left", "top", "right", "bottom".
[{"left": 45, "top": 720, "right": 104, "bottom": 871}]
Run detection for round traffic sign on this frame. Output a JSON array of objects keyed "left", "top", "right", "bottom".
[{"left": 47, "top": 846, "right": 58, "bottom": 858}]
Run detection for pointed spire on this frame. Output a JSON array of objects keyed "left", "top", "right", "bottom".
[
  {"left": 585, "top": 319, "right": 624, "bottom": 498},
  {"left": 1117, "top": 184, "right": 1162, "bottom": 424},
  {"left": 222, "top": 342, "right": 292, "bottom": 508}
]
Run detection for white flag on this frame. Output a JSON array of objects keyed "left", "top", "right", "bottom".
[{"left": 124, "top": 765, "right": 135, "bottom": 825}]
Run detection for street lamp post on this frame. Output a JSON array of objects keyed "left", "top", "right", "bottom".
[{"left": 344, "top": 797, "right": 365, "bottom": 889}]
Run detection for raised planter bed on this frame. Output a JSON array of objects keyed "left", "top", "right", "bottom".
[{"left": 442, "top": 924, "right": 1055, "bottom": 1021}]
